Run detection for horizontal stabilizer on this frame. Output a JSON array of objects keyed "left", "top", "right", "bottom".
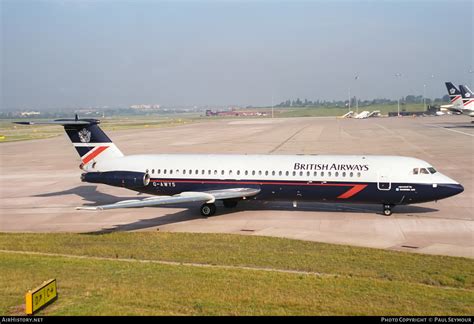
[{"left": 14, "top": 120, "right": 92, "bottom": 126}]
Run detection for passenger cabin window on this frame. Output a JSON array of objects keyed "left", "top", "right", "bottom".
[
  {"left": 265, "top": 171, "right": 268, "bottom": 176},
  {"left": 158, "top": 169, "right": 161, "bottom": 174},
  {"left": 245, "top": 170, "right": 248, "bottom": 175},
  {"left": 164, "top": 169, "right": 167, "bottom": 174},
  {"left": 237, "top": 170, "right": 240, "bottom": 175},
  {"left": 286, "top": 171, "right": 289, "bottom": 176},
  {"left": 299, "top": 171, "right": 303, "bottom": 176},
  {"left": 151, "top": 169, "right": 155, "bottom": 174},
  {"left": 170, "top": 170, "right": 173, "bottom": 175},
  {"left": 183, "top": 170, "right": 186, "bottom": 175},
  {"left": 292, "top": 171, "right": 296, "bottom": 176},
  {"left": 221, "top": 170, "right": 225, "bottom": 175},
  {"left": 252, "top": 171, "right": 255, "bottom": 175}
]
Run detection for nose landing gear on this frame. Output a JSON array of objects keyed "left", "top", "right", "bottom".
[{"left": 383, "top": 204, "right": 394, "bottom": 216}]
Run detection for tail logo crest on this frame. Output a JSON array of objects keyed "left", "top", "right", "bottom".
[
  {"left": 78, "top": 128, "right": 91, "bottom": 143},
  {"left": 449, "top": 88, "right": 456, "bottom": 94}
]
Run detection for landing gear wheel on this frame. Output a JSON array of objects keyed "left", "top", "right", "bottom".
[
  {"left": 223, "top": 199, "right": 238, "bottom": 208},
  {"left": 383, "top": 204, "right": 393, "bottom": 216},
  {"left": 200, "top": 203, "right": 216, "bottom": 217}
]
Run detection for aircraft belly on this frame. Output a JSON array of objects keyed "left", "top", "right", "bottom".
[{"left": 118, "top": 180, "right": 450, "bottom": 205}]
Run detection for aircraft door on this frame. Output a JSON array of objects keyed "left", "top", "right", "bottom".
[{"left": 377, "top": 173, "right": 391, "bottom": 191}]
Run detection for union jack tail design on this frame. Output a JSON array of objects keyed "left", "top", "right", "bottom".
[{"left": 14, "top": 115, "right": 124, "bottom": 167}]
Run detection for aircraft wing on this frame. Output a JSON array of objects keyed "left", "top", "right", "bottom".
[{"left": 76, "top": 188, "right": 260, "bottom": 211}]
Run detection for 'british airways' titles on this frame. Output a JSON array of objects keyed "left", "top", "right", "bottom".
[{"left": 294, "top": 163, "right": 369, "bottom": 171}]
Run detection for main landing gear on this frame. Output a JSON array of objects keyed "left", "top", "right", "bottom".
[
  {"left": 200, "top": 203, "right": 216, "bottom": 217},
  {"left": 200, "top": 199, "right": 239, "bottom": 217},
  {"left": 383, "top": 204, "right": 394, "bottom": 216}
]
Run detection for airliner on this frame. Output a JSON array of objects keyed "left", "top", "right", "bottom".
[
  {"left": 442, "top": 82, "right": 474, "bottom": 117},
  {"left": 15, "top": 116, "right": 464, "bottom": 216},
  {"left": 459, "top": 84, "right": 474, "bottom": 117},
  {"left": 442, "top": 82, "right": 464, "bottom": 112}
]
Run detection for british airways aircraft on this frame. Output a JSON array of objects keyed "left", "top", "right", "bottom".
[
  {"left": 443, "top": 82, "right": 474, "bottom": 117},
  {"left": 459, "top": 84, "right": 474, "bottom": 117},
  {"left": 15, "top": 116, "right": 464, "bottom": 216}
]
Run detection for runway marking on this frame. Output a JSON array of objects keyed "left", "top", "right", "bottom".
[
  {"left": 429, "top": 124, "right": 474, "bottom": 137},
  {"left": 0, "top": 249, "right": 470, "bottom": 290},
  {"left": 269, "top": 124, "right": 311, "bottom": 153}
]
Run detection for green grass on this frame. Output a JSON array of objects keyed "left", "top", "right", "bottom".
[
  {"left": 273, "top": 103, "right": 427, "bottom": 118},
  {"left": 0, "top": 116, "right": 199, "bottom": 143},
  {"left": 0, "top": 232, "right": 472, "bottom": 315}
]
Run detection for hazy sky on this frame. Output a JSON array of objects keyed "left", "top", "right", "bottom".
[{"left": 1, "top": 0, "right": 473, "bottom": 109}]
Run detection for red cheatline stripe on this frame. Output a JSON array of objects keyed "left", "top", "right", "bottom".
[
  {"left": 464, "top": 100, "right": 474, "bottom": 106},
  {"left": 451, "top": 95, "right": 461, "bottom": 102},
  {"left": 150, "top": 179, "right": 368, "bottom": 198},
  {"left": 82, "top": 146, "right": 109, "bottom": 164},
  {"left": 337, "top": 184, "right": 368, "bottom": 199}
]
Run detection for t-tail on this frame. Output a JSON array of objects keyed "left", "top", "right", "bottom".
[
  {"left": 14, "top": 115, "right": 124, "bottom": 168},
  {"left": 459, "top": 85, "right": 474, "bottom": 110},
  {"left": 445, "top": 82, "right": 463, "bottom": 108}
]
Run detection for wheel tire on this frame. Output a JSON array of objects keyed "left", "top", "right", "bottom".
[
  {"left": 200, "top": 203, "right": 216, "bottom": 217},
  {"left": 383, "top": 204, "right": 393, "bottom": 216},
  {"left": 223, "top": 199, "right": 238, "bottom": 208}
]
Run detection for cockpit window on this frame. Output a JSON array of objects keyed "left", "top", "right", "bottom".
[
  {"left": 428, "top": 167, "right": 437, "bottom": 174},
  {"left": 413, "top": 168, "right": 419, "bottom": 175},
  {"left": 420, "top": 168, "right": 429, "bottom": 174}
]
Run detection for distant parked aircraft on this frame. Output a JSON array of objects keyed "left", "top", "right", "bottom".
[{"left": 459, "top": 85, "right": 474, "bottom": 117}]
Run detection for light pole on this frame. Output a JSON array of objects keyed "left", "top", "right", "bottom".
[
  {"left": 395, "top": 73, "right": 402, "bottom": 116},
  {"left": 423, "top": 84, "right": 426, "bottom": 111},
  {"left": 271, "top": 95, "right": 274, "bottom": 119},
  {"left": 348, "top": 88, "right": 351, "bottom": 112},
  {"left": 354, "top": 75, "right": 359, "bottom": 114}
]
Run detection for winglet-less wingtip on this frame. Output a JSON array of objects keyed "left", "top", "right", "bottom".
[{"left": 76, "top": 206, "right": 102, "bottom": 211}]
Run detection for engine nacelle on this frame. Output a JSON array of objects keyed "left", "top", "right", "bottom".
[{"left": 81, "top": 171, "right": 150, "bottom": 189}]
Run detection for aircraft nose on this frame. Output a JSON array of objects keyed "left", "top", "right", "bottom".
[{"left": 438, "top": 183, "right": 464, "bottom": 198}]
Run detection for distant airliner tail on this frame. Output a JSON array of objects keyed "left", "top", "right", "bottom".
[
  {"left": 459, "top": 85, "right": 474, "bottom": 109},
  {"left": 445, "top": 82, "right": 463, "bottom": 108},
  {"left": 14, "top": 115, "right": 124, "bottom": 167}
]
